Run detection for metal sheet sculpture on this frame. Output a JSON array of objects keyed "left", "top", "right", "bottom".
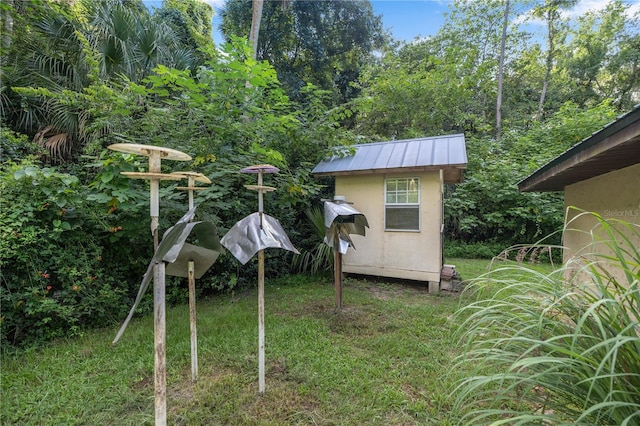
[
  {"left": 221, "top": 164, "right": 299, "bottom": 394},
  {"left": 112, "top": 207, "right": 221, "bottom": 340},
  {"left": 171, "top": 171, "right": 215, "bottom": 382},
  {"left": 106, "top": 144, "right": 219, "bottom": 426},
  {"left": 112, "top": 206, "right": 221, "bottom": 425},
  {"left": 323, "top": 197, "right": 369, "bottom": 309}
]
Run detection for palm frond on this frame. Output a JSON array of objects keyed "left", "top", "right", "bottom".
[{"left": 291, "top": 206, "right": 333, "bottom": 274}]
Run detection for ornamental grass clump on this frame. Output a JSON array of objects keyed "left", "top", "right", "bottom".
[{"left": 452, "top": 212, "right": 640, "bottom": 425}]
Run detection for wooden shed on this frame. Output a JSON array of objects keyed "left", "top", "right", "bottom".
[
  {"left": 312, "top": 134, "right": 467, "bottom": 289},
  {"left": 518, "top": 105, "right": 640, "bottom": 283}
]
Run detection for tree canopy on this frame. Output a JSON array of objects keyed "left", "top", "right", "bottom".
[{"left": 220, "top": 0, "right": 388, "bottom": 104}]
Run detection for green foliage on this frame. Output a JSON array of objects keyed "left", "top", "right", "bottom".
[
  {"left": 558, "top": 1, "right": 638, "bottom": 110},
  {"left": 0, "top": 160, "right": 133, "bottom": 346},
  {"left": 444, "top": 101, "right": 618, "bottom": 248},
  {"left": 220, "top": 0, "right": 388, "bottom": 105},
  {"left": 444, "top": 240, "right": 510, "bottom": 260},
  {"left": 355, "top": 46, "right": 470, "bottom": 139},
  {"left": 505, "top": 100, "right": 619, "bottom": 171},
  {"left": 0, "top": 125, "right": 41, "bottom": 162},
  {"left": 444, "top": 135, "right": 564, "bottom": 245},
  {"left": 354, "top": 0, "right": 638, "bottom": 138},
  {"left": 155, "top": 0, "right": 216, "bottom": 64},
  {"left": 453, "top": 213, "right": 640, "bottom": 424},
  {"left": 1, "top": 0, "right": 202, "bottom": 160}
]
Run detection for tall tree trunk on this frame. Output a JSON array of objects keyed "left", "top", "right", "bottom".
[
  {"left": 1, "top": 0, "right": 14, "bottom": 51},
  {"left": 249, "top": 0, "right": 264, "bottom": 60},
  {"left": 536, "top": 0, "right": 576, "bottom": 120},
  {"left": 496, "top": 0, "right": 509, "bottom": 141},
  {"left": 537, "top": 8, "right": 555, "bottom": 121}
]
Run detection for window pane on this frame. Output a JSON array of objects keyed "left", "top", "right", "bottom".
[
  {"left": 386, "top": 193, "right": 396, "bottom": 203},
  {"left": 386, "top": 178, "right": 419, "bottom": 205},
  {"left": 385, "top": 206, "right": 419, "bottom": 230}
]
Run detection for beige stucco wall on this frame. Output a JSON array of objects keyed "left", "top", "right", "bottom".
[
  {"left": 334, "top": 171, "right": 443, "bottom": 282},
  {"left": 563, "top": 163, "right": 640, "bottom": 286}
]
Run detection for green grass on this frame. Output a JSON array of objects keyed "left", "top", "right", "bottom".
[{"left": 1, "top": 258, "right": 554, "bottom": 425}]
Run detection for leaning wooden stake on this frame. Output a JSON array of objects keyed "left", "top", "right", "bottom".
[
  {"left": 256, "top": 169, "right": 266, "bottom": 394},
  {"left": 239, "top": 165, "right": 279, "bottom": 394},
  {"left": 258, "top": 248, "right": 265, "bottom": 393}
]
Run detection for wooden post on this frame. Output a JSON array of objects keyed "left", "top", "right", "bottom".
[
  {"left": 149, "top": 151, "right": 161, "bottom": 251},
  {"left": 188, "top": 261, "right": 197, "bottom": 382},
  {"left": 239, "top": 164, "right": 279, "bottom": 395},
  {"left": 106, "top": 144, "right": 191, "bottom": 426},
  {"left": 154, "top": 261, "right": 167, "bottom": 426},
  {"left": 334, "top": 226, "right": 343, "bottom": 310},
  {"left": 258, "top": 249, "right": 265, "bottom": 393}
]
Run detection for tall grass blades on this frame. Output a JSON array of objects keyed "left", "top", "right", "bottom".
[{"left": 452, "top": 211, "right": 640, "bottom": 425}]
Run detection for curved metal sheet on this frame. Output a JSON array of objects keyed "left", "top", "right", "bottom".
[
  {"left": 221, "top": 212, "right": 299, "bottom": 265},
  {"left": 113, "top": 207, "right": 223, "bottom": 343},
  {"left": 323, "top": 201, "right": 369, "bottom": 234},
  {"left": 165, "top": 243, "right": 220, "bottom": 279},
  {"left": 323, "top": 201, "right": 369, "bottom": 253},
  {"left": 164, "top": 221, "right": 223, "bottom": 278}
]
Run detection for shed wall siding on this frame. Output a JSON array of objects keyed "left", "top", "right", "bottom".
[
  {"left": 563, "top": 163, "right": 640, "bottom": 285},
  {"left": 335, "top": 171, "right": 443, "bottom": 282}
]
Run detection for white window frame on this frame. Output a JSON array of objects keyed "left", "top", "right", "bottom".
[{"left": 384, "top": 177, "right": 420, "bottom": 232}]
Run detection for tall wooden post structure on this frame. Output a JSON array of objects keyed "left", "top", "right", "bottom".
[
  {"left": 241, "top": 164, "right": 279, "bottom": 394},
  {"left": 173, "top": 171, "right": 211, "bottom": 382},
  {"left": 107, "top": 144, "right": 190, "bottom": 426}
]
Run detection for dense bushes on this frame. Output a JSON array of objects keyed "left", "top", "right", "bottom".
[
  {"left": 444, "top": 241, "right": 510, "bottom": 260},
  {"left": 0, "top": 160, "right": 142, "bottom": 345},
  {"left": 444, "top": 102, "right": 618, "bottom": 252}
]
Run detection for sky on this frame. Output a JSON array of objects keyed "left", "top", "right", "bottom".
[{"left": 143, "top": 0, "right": 640, "bottom": 44}]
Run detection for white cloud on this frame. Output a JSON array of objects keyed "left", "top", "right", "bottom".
[
  {"left": 627, "top": 1, "right": 640, "bottom": 17},
  {"left": 561, "top": 0, "right": 611, "bottom": 19},
  {"left": 518, "top": 0, "right": 639, "bottom": 27},
  {"left": 199, "top": 0, "right": 225, "bottom": 9}
]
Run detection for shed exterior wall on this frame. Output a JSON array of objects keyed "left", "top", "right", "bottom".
[
  {"left": 335, "top": 171, "right": 443, "bottom": 282},
  {"left": 563, "top": 163, "right": 640, "bottom": 285}
]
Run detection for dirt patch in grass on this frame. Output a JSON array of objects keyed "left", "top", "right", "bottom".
[
  {"left": 243, "top": 379, "right": 321, "bottom": 423},
  {"left": 132, "top": 374, "right": 153, "bottom": 390}
]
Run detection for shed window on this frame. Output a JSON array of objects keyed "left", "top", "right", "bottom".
[{"left": 385, "top": 178, "right": 420, "bottom": 231}]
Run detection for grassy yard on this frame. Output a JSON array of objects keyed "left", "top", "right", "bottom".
[{"left": 1, "top": 258, "right": 550, "bottom": 425}]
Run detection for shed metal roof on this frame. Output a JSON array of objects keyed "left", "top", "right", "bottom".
[
  {"left": 518, "top": 105, "right": 640, "bottom": 192},
  {"left": 312, "top": 134, "right": 467, "bottom": 183}
]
